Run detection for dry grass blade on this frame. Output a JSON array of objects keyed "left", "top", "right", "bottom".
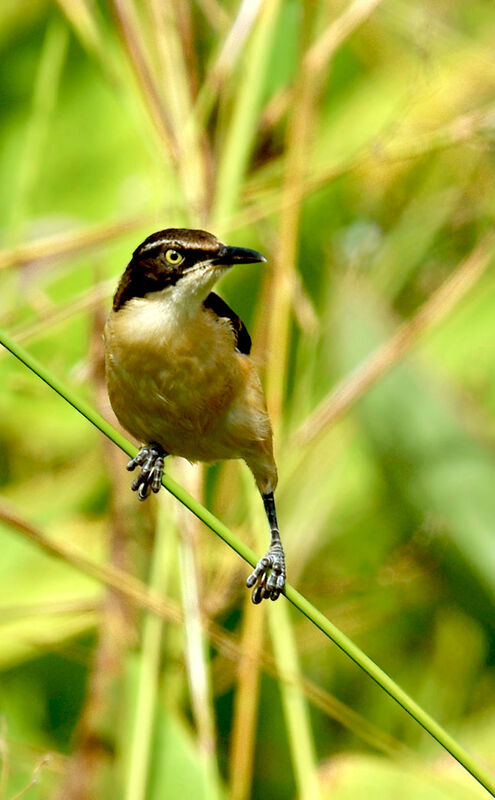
[
  {"left": 124, "top": 500, "right": 175, "bottom": 800},
  {"left": 212, "top": 0, "right": 262, "bottom": 78},
  {"left": 7, "top": 491, "right": 488, "bottom": 782},
  {"left": 248, "top": 105, "right": 495, "bottom": 223},
  {"left": 0, "top": 500, "right": 413, "bottom": 760},
  {"left": 224, "top": 473, "right": 266, "bottom": 800},
  {"left": 295, "top": 234, "right": 495, "bottom": 446},
  {"left": 0, "top": 599, "right": 97, "bottom": 621},
  {"left": 228, "top": 599, "right": 265, "bottom": 800},
  {"left": 268, "top": 603, "right": 320, "bottom": 800},
  {"left": 55, "top": 0, "right": 104, "bottom": 57},
  {"left": 54, "top": 311, "right": 136, "bottom": 800},
  {"left": 109, "top": 0, "right": 179, "bottom": 163},
  {"left": 9, "top": 756, "right": 52, "bottom": 800},
  {"left": 305, "top": 0, "right": 385, "bottom": 74},
  {"left": 2, "top": 275, "right": 494, "bottom": 794},
  {"left": 0, "top": 103, "right": 481, "bottom": 276},
  {"left": 0, "top": 501, "right": 183, "bottom": 627},
  {"left": 212, "top": 0, "right": 282, "bottom": 226},
  {"left": 196, "top": 0, "right": 263, "bottom": 125},
  {"left": 261, "top": 0, "right": 386, "bottom": 130},
  {"left": 5, "top": 2, "right": 495, "bottom": 795},
  {"left": 177, "top": 482, "right": 220, "bottom": 788},
  {"left": 0, "top": 214, "right": 150, "bottom": 271},
  {"left": 196, "top": 0, "right": 230, "bottom": 31},
  {"left": 5, "top": 279, "right": 114, "bottom": 348},
  {"left": 149, "top": 0, "right": 208, "bottom": 221},
  {"left": 218, "top": 622, "right": 408, "bottom": 759},
  {"left": 54, "top": 0, "right": 121, "bottom": 87},
  {"left": 265, "top": 1, "right": 319, "bottom": 423}
]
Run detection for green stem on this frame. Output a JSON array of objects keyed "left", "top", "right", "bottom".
[
  {"left": 211, "top": 0, "right": 282, "bottom": 227},
  {"left": 1, "top": 327, "right": 494, "bottom": 798},
  {"left": 245, "top": 470, "right": 319, "bottom": 799},
  {"left": 124, "top": 500, "right": 175, "bottom": 800},
  {"left": 267, "top": 601, "right": 320, "bottom": 799},
  {"left": 178, "top": 528, "right": 221, "bottom": 799}
]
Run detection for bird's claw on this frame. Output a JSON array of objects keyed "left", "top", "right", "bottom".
[
  {"left": 127, "top": 444, "right": 165, "bottom": 500},
  {"left": 246, "top": 545, "right": 286, "bottom": 603}
]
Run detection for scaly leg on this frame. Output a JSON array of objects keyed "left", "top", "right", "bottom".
[
  {"left": 126, "top": 443, "right": 166, "bottom": 500},
  {"left": 246, "top": 492, "right": 286, "bottom": 603}
]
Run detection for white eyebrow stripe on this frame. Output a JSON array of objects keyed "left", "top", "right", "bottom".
[{"left": 140, "top": 239, "right": 176, "bottom": 252}]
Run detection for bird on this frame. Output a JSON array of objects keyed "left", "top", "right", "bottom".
[{"left": 104, "top": 227, "right": 285, "bottom": 603}]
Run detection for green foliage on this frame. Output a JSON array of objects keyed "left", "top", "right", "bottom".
[{"left": 1, "top": 0, "right": 495, "bottom": 798}]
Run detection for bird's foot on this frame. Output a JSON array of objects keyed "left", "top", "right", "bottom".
[
  {"left": 246, "top": 541, "right": 286, "bottom": 603},
  {"left": 126, "top": 443, "right": 165, "bottom": 501}
]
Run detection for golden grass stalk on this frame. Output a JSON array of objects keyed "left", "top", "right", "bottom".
[
  {"left": 295, "top": 233, "right": 495, "bottom": 445},
  {"left": 1, "top": 267, "right": 494, "bottom": 797}
]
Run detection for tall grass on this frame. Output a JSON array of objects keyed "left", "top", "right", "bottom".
[{"left": 1, "top": 1, "right": 495, "bottom": 798}]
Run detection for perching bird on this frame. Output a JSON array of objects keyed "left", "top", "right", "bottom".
[{"left": 104, "top": 228, "right": 285, "bottom": 603}]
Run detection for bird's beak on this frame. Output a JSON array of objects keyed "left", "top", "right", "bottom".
[{"left": 214, "top": 246, "right": 267, "bottom": 266}]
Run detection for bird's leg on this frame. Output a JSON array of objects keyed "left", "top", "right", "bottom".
[
  {"left": 246, "top": 492, "right": 286, "bottom": 603},
  {"left": 126, "top": 443, "right": 166, "bottom": 501}
]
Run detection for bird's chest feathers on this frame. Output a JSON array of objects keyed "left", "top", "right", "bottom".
[
  {"left": 105, "top": 291, "right": 239, "bottom": 444},
  {"left": 113, "top": 292, "right": 234, "bottom": 374}
]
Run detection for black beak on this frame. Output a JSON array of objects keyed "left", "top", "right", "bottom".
[{"left": 214, "top": 245, "right": 267, "bottom": 266}]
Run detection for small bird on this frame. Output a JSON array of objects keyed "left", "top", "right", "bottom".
[{"left": 104, "top": 228, "right": 285, "bottom": 603}]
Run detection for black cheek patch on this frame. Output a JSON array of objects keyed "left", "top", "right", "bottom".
[{"left": 112, "top": 258, "right": 181, "bottom": 311}]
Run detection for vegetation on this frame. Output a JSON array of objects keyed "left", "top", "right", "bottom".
[{"left": 1, "top": 0, "right": 495, "bottom": 798}]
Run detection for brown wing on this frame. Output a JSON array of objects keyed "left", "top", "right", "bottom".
[{"left": 203, "top": 292, "right": 252, "bottom": 355}]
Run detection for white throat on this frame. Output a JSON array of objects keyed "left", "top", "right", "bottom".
[{"left": 120, "top": 266, "right": 224, "bottom": 339}]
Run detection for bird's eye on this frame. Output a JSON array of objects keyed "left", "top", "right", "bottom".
[{"left": 164, "top": 249, "right": 183, "bottom": 265}]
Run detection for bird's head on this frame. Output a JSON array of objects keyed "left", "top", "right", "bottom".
[{"left": 113, "top": 228, "right": 266, "bottom": 311}]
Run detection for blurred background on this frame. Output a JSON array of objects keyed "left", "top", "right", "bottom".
[{"left": 1, "top": 0, "right": 495, "bottom": 797}]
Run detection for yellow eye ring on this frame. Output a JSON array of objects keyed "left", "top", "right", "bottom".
[{"left": 165, "top": 249, "right": 183, "bottom": 265}]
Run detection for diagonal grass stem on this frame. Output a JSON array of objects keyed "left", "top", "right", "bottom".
[{"left": 0, "top": 328, "right": 494, "bottom": 797}]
